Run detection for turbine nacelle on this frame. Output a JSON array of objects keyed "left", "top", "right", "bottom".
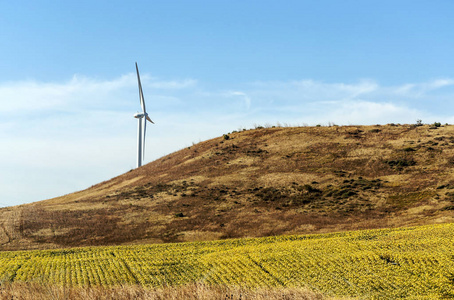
[{"left": 134, "top": 112, "right": 154, "bottom": 123}]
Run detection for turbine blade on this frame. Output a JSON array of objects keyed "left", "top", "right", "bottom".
[
  {"left": 142, "top": 117, "right": 146, "bottom": 161},
  {"left": 146, "top": 115, "right": 154, "bottom": 123},
  {"left": 135, "top": 62, "right": 146, "bottom": 113}
]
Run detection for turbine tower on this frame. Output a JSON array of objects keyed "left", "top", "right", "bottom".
[{"left": 134, "top": 62, "right": 154, "bottom": 168}]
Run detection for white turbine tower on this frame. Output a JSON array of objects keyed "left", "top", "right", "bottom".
[{"left": 134, "top": 62, "right": 154, "bottom": 168}]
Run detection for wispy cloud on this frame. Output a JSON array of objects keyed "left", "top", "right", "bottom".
[
  {"left": 291, "top": 79, "right": 379, "bottom": 99},
  {"left": 392, "top": 78, "right": 454, "bottom": 97},
  {"left": 224, "top": 91, "right": 252, "bottom": 110},
  {"left": 0, "top": 73, "right": 197, "bottom": 113}
]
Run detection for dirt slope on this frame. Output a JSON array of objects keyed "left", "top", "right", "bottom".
[{"left": 1, "top": 124, "right": 453, "bottom": 250}]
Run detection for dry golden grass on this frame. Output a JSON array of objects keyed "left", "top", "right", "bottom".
[
  {"left": 1, "top": 124, "right": 454, "bottom": 250},
  {"left": 0, "top": 282, "right": 334, "bottom": 300}
]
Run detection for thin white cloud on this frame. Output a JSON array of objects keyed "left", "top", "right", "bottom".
[
  {"left": 246, "top": 79, "right": 380, "bottom": 107},
  {"left": 290, "top": 79, "right": 379, "bottom": 99},
  {"left": 391, "top": 78, "right": 454, "bottom": 97},
  {"left": 225, "top": 91, "right": 252, "bottom": 109},
  {"left": 394, "top": 83, "right": 416, "bottom": 95},
  {"left": 0, "top": 73, "right": 197, "bottom": 113},
  {"left": 424, "top": 79, "right": 454, "bottom": 90}
]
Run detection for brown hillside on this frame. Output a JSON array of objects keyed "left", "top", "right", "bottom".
[{"left": 1, "top": 124, "right": 454, "bottom": 250}]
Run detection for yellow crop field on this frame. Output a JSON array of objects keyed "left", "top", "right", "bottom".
[{"left": 1, "top": 223, "right": 453, "bottom": 299}]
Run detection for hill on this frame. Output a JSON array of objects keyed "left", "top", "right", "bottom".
[{"left": 1, "top": 124, "right": 454, "bottom": 250}]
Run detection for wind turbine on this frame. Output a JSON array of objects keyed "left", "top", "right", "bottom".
[{"left": 134, "top": 62, "right": 154, "bottom": 168}]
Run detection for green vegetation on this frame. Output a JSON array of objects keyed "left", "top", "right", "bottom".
[{"left": 1, "top": 223, "right": 453, "bottom": 299}]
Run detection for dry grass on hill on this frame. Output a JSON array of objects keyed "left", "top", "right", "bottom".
[{"left": 1, "top": 124, "right": 454, "bottom": 250}]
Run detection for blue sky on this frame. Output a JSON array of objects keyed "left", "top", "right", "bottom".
[{"left": 1, "top": 1, "right": 454, "bottom": 207}]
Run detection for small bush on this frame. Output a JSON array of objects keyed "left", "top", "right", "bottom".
[
  {"left": 341, "top": 190, "right": 357, "bottom": 198},
  {"left": 385, "top": 158, "right": 416, "bottom": 169},
  {"left": 303, "top": 184, "right": 321, "bottom": 193}
]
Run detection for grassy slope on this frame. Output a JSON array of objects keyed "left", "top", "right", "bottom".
[{"left": 1, "top": 124, "right": 454, "bottom": 250}]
